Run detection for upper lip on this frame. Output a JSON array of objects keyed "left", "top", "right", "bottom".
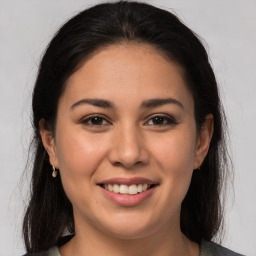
[{"left": 97, "top": 177, "right": 158, "bottom": 186}]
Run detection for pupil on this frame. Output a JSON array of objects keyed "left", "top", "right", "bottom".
[
  {"left": 153, "top": 116, "right": 164, "bottom": 124},
  {"left": 92, "top": 117, "right": 103, "bottom": 125}
]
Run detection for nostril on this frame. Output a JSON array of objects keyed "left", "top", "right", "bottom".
[{"left": 112, "top": 161, "right": 124, "bottom": 167}]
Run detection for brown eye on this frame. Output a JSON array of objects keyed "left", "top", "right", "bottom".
[
  {"left": 89, "top": 116, "right": 104, "bottom": 125},
  {"left": 82, "top": 115, "right": 110, "bottom": 126},
  {"left": 152, "top": 116, "right": 165, "bottom": 125},
  {"left": 146, "top": 115, "right": 177, "bottom": 126}
]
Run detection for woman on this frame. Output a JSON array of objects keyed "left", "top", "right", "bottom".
[{"left": 23, "top": 1, "right": 243, "bottom": 255}]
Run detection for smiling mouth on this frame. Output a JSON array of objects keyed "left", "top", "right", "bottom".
[{"left": 99, "top": 184, "right": 157, "bottom": 195}]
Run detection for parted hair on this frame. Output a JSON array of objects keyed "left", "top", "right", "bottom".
[{"left": 23, "top": 1, "right": 230, "bottom": 252}]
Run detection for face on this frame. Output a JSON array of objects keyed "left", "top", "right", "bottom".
[{"left": 41, "top": 44, "right": 212, "bottom": 239}]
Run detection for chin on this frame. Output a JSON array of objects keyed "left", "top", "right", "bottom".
[
  {"left": 105, "top": 226, "right": 156, "bottom": 240},
  {"left": 98, "top": 213, "right": 162, "bottom": 240}
]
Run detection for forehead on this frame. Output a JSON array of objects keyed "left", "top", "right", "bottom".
[{"left": 62, "top": 43, "right": 194, "bottom": 110}]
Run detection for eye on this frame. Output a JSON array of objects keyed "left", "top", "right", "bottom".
[
  {"left": 81, "top": 115, "right": 110, "bottom": 126},
  {"left": 145, "top": 114, "right": 177, "bottom": 126}
]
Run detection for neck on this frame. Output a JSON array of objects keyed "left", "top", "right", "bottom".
[{"left": 60, "top": 219, "right": 199, "bottom": 256}]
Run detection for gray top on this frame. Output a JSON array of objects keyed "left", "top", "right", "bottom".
[
  {"left": 26, "top": 240, "right": 244, "bottom": 256},
  {"left": 200, "top": 241, "right": 244, "bottom": 256}
]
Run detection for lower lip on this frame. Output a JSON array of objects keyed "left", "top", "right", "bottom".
[{"left": 100, "top": 186, "right": 157, "bottom": 206}]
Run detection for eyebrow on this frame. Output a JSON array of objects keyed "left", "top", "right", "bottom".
[
  {"left": 70, "top": 98, "right": 114, "bottom": 110},
  {"left": 141, "top": 98, "right": 184, "bottom": 109},
  {"left": 70, "top": 97, "right": 184, "bottom": 110}
]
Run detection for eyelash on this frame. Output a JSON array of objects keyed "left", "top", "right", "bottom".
[
  {"left": 81, "top": 114, "right": 177, "bottom": 127},
  {"left": 144, "top": 114, "right": 177, "bottom": 126},
  {"left": 81, "top": 114, "right": 111, "bottom": 126}
]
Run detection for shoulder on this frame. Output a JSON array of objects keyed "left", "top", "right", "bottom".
[
  {"left": 22, "top": 246, "right": 60, "bottom": 256},
  {"left": 200, "top": 240, "right": 245, "bottom": 256}
]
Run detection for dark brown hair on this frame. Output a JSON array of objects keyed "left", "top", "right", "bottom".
[{"left": 23, "top": 1, "right": 230, "bottom": 252}]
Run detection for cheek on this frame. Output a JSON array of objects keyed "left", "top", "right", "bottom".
[
  {"left": 55, "top": 126, "right": 108, "bottom": 178},
  {"left": 153, "top": 130, "right": 196, "bottom": 171},
  {"left": 54, "top": 127, "right": 110, "bottom": 208},
  {"left": 150, "top": 127, "right": 197, "bottom": 196}
]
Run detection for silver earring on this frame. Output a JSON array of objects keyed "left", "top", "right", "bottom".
[{"left": 52, "top": 166, "right": 57, "bottom": 178}]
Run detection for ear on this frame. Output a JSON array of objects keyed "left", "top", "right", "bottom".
[
  {"left": 193, "top": 114, "right": 214, "bottom": 169},
  {"left": 39, "top": 119, "right": 59, "bottom": 168}
]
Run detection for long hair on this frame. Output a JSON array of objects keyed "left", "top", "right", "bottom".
[{"left": 23, "top": 1, "right": 230, "bottom": 252}]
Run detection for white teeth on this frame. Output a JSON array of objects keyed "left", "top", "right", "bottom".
[
  {"left": 128, "top": 184, "right": 137, "bottom": 195},
  {"left": 108, "top": 184, "right": 113, "bottom": 192},
  {"left": 113, "top": 184, "right": 120, "bottom": 193},
  {"left": 103, "top": 184, "right": 152, "bottom": 195},
  {"left": 142, "top": 184, "right": 148, "bottom": 191},
  {"left": 120, "top": 185, "right": 128, "bottom": 194}
]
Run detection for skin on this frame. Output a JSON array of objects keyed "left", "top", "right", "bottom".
[{"left": 40, "top": 43, "right": 213, "bottom": 256}]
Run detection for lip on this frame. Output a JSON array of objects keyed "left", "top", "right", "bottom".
[
  {"left": 98, "top": 177, "right": 157, "bottom": 186},
  {"left": 99, "top": 185, "right": 157, "bottom": 206},
  {"left": 97, "top": 177, "right": 158, "bottom": 207}
]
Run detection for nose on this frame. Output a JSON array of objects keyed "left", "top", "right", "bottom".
[{"left": 108, "top": 123, "right": 149, "bottom": 169}]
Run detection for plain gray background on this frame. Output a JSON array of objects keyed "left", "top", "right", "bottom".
[{"left": 0, "top": 0, "right": 255, "bottom": 255}]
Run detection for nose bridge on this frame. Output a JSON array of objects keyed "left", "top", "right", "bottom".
[{"left": 109, "top": 120, "right": 148, "bottom": 168}]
